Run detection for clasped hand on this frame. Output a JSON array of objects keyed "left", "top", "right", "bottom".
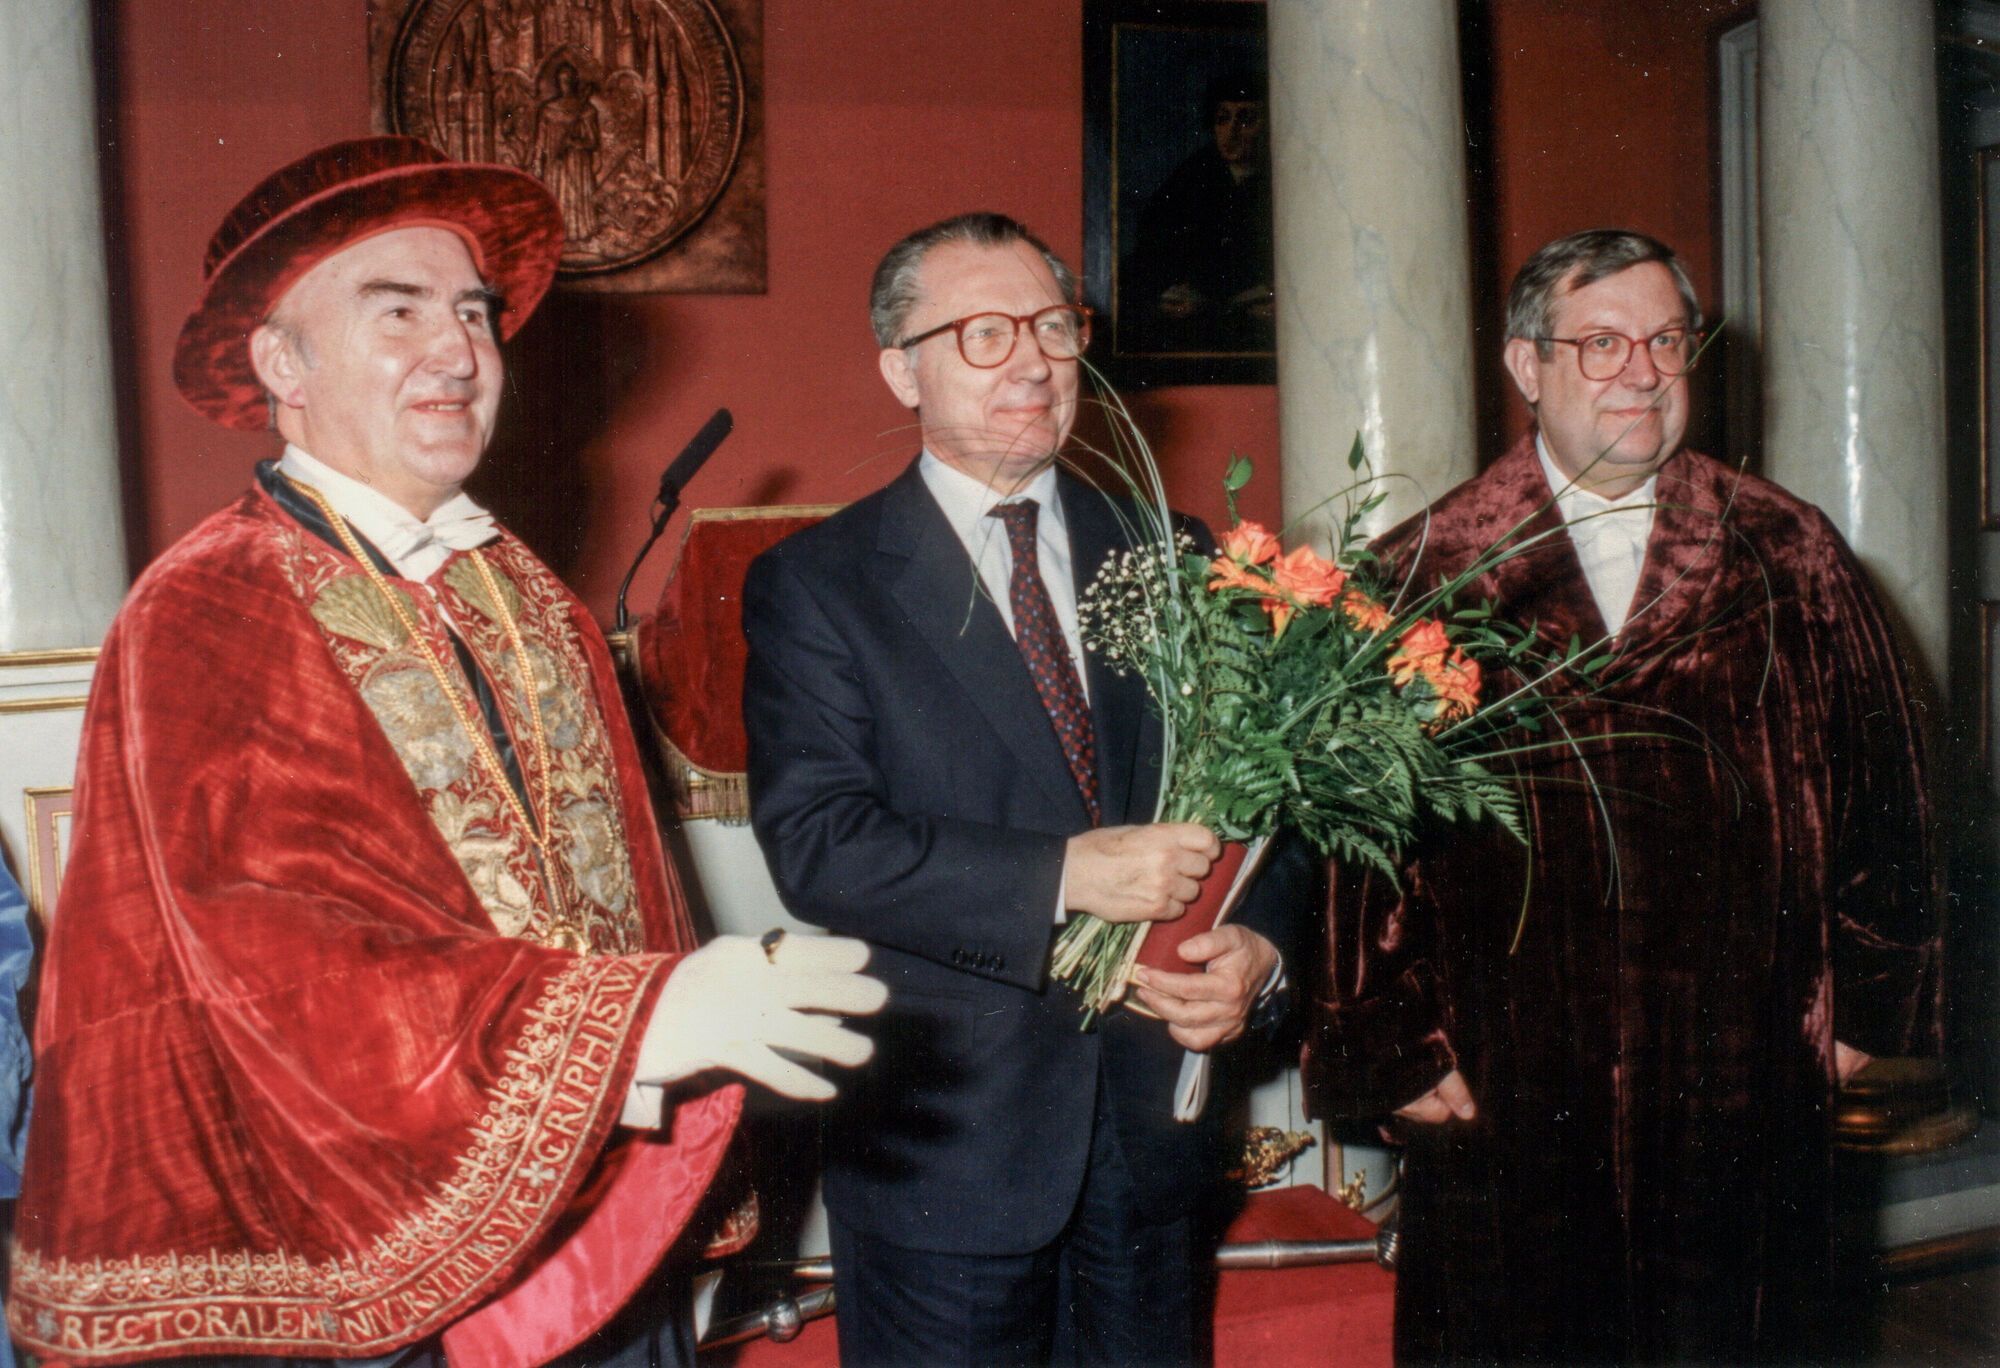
[
  {"left": 633, "top": 932, "right": 888, "bottom": 1106},
  {"left": 1396, "top": 1069, "right": 1477, "bottom": 1124},
  {"left": 1064, "top": 822, "right": 1219, "bottom": 924},
  {"left": 1065, "top": 822, "right": 1277, "bottom": 1052},
  {"left": 1129, "top": 925, "right": 1279, "bottom": 1052}
]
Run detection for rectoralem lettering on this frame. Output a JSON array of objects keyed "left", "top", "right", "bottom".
[{"left": 40, "top": 1300, "right": 339, "bottom": 1355}]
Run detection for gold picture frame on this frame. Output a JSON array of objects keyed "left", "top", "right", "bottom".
[{"left": 22, "top": 787, "right": 73, "bottom": 927}]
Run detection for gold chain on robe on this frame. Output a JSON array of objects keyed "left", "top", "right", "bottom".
[{"left": 291, "top": 526, "right": 645, "bottom": 955}]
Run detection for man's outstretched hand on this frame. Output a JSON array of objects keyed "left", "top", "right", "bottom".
[{"left": 631, "top": 932, "right": 888, "bottom": 1109}]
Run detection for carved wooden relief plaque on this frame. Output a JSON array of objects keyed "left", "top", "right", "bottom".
[{"left": 370, "top": 0, "right": 765, "bottom": 292}]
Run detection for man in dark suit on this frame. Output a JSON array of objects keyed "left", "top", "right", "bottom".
[{"left": 742, "top": 212, "right": 1302, "bottom": 1367}]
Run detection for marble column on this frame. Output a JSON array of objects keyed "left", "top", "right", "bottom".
[
  {"left": 1268, "top": 0, "right": 1476, "bottom": 546},
  {"left": 0, "top": 2, "right": 126, "bottom": 651},
  {"left": 1759, "top": 0, "right": 1945, "bottom": 685}
]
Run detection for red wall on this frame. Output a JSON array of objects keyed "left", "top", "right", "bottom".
[
  {"left": 106, "top": 1, "right": 1746, "bottom": 618},
  {"left": 107, "top": 0, "right": 1280, "bottom": 623}
]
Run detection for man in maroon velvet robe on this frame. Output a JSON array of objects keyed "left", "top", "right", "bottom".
[
  {"left": 8, "top": 138, "right": 884, "bottom": 1368},
  {"left": 1303, "top": 230, "right": 1939, "bottom": 1364}
]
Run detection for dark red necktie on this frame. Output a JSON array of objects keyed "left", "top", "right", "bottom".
[{"left": 989, "top": 499, "right": 1100, "bottom": 826}]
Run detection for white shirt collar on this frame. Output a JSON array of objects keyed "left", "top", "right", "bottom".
[
  {"left": 278, "top": 444, "right": 498, "bottom": 581},
  {"left": 1534, "top": 432, "right": 1657, "bottom": 517},
  {"left": 917, "top": 450, "right": 1064, "bottom": 536}
]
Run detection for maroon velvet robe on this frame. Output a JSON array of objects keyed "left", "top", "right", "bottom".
[
  {"left": 1302, "top": 436, "right": 1939, "bottom": 1364},
  {"left": 9, "top": 486, "right": 740, "bottom": 1366}
]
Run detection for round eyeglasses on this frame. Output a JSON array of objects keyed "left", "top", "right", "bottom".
[
  {"left": 897, "top": 305, "right": 1093, "bottom": 368},
  {"left": 1538, "top": 328, "right": 1702, "bottom": 382}
]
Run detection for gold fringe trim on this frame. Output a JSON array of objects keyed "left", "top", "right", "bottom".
[
  {"left": 685, "top": 503, "right": 844, "bottom": 525},
  {"left": 651, "top": 724, "right": 750, "bottom": 822}
]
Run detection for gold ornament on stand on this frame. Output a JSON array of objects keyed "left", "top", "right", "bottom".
[{"left": 1228, "top": 1125, "right": 1317, "bottom": 1189}]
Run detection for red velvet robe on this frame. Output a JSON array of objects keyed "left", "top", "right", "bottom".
[
  {"left": 9, "top": 485, "right": 740, "bottom": 1366},
  {"left": 1303, "top": 437, "right": 1939, "bottom": 1364}
]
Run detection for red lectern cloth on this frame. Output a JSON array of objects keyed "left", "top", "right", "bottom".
[
  {"left": 637, "top": 509, "right": 835, "bottom": 776},
  {"left": 721, "top": 1184, "right": 1393, "bottom": 1368}
]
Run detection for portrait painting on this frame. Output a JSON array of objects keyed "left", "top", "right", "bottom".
[{"left": 1085, "top": 0, "right": 1273, "bottom": 386}]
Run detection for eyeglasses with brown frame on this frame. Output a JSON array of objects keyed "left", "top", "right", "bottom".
[
  {"left": 1536, "top": 327, "right": 1703, "bottom": 382},
  {"left": 897, "top": 305, "right": 1093, "bottom": 369}
]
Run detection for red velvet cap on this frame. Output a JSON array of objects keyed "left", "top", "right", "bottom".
[{"left": 173, "top": 136, "right": 565, "bottom": 430}]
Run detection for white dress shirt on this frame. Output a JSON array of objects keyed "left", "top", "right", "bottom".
[
  {"left": 278, "top": 444, "right": 499, "bottom": 582},
  {"left": 1536, "top": 434, "right": 1656, "bottom": 636}
]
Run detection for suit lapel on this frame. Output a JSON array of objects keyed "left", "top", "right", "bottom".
[
  {"left": 881, "top": 462, "right": 1094, "bottom": 826},
  {"left": 1060, "top": 473, "right": 1156, "bottom": 825}
]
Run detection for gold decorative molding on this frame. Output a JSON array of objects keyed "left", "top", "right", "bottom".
[
  {"left": 0, "top": 646, "right": 99, "bottom": 669},
  {"left": 687, "top": 503, "right": 843, "bottom": 523},
  {"left": 651, "top": 723, "right": 748, "bottom": 821},
  {"left": 0, "top": 697, "right": 86, "bottom": 717},
  {"left": 1834, "top": 1057, "right": 1979, "bottom": 1155},
  {"left": 1878, "top": 1225, "right": 2000, "bottom": 1279},
  {"left": 1226, "top": 1125, "right": 1317, "bottom": 1190}
]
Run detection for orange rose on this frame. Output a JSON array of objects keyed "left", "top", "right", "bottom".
[
  {"left": 1207, "top": 555, "right": 1299, "bottom": 636},
  {"left": 1208, "top": 556, "right": 1273, "bottom": 596},
  {"left": 1269, "top": 545, "right": 1346, "bottom": 607},
  {"left": 1387, "top": 618, "right": 1453, "bottom": 686},
  {"left": 1421, "top": 649, "right": 1482, "bottom": 722},
  {"left": 1217, "top": 520, "right": 1280, "bottom": 567},
  {"left": 1341, "top": 590, "right": 1391, "bottom": 634},
  {"left": 1387, "top": 617, "right": 1482, "bottom": 730}
]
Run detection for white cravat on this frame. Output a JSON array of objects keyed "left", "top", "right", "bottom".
[
  {"left": 279, "top": 444, "right": 499, "bottom": 582},
  {"left": 917, "top": 452, "right": 1089, "bottom": 700},
  {"left": 1537, "top": 435, "right": 1656, "bottom": 635}
]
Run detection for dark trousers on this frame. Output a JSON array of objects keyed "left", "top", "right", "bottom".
[{"left": 829, "top": 1092, "right": 1201, "bottom": 1368}]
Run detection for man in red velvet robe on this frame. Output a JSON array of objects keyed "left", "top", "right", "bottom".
[
  {"left": 9, "top": 137, "right": 884, "bottom": 1368},
  {"left": 1304, "top": 230, "right": 1940, "bottom": 1364}
]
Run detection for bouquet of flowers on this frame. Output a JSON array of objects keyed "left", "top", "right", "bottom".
[{"left": 1052, "top": 436, "right": 1590, "bottom": 1019}]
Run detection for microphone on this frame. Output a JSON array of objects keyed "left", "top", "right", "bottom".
[
  {"left": 656, "top": 407, "right": 734, "bottom": 506},
  {"left": 616, "top": 408, "right": 734, "bottom": 633}
]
